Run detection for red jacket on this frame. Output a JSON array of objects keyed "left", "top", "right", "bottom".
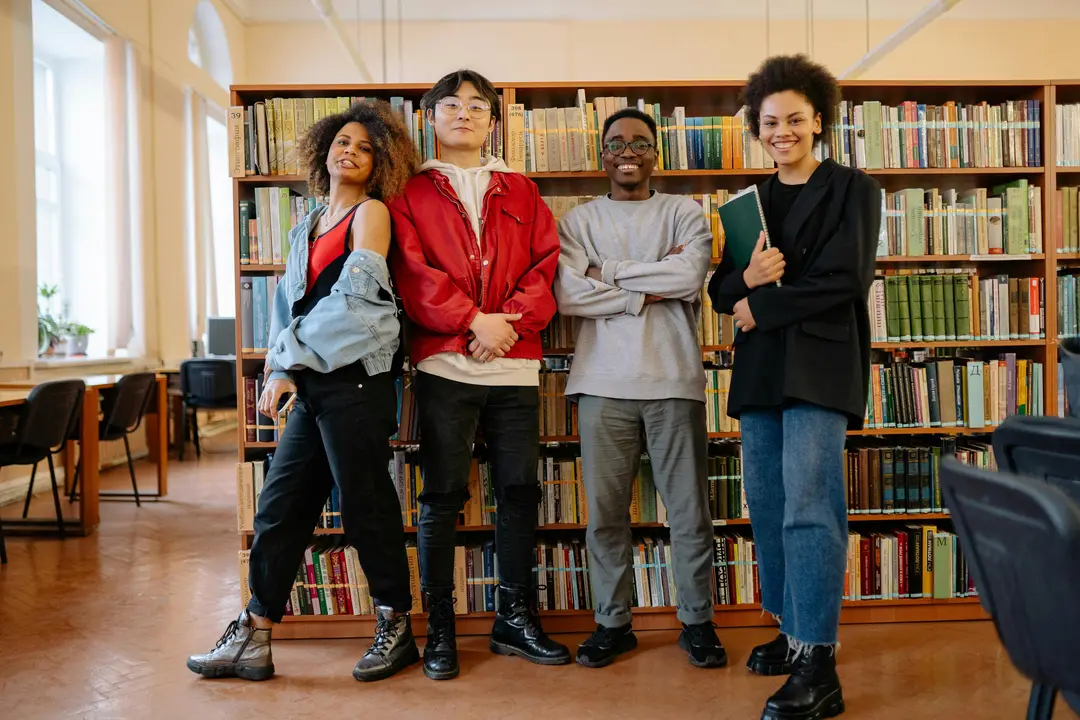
[{"left": 387, "top": 169, "right": 560, "bottom": 366}]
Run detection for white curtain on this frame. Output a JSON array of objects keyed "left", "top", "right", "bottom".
[
  {"left": 103, "top": 35, "right": 137, "bottom": 354},
  {"left": 188, "top": 90, "right": 216, "bottom": 347}
]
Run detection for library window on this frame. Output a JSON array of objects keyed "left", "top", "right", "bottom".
[
  {"left": 206, "top": 112, "right": 235, "bottom": 315},
  {"left": 31, "top": 0, "right": 137, "bottom": 359}
]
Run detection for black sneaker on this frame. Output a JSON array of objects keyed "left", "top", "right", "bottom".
[
  {"left": 748, "top": 633, "right": 794, "bottom": 676},
  {"left": 678, "top": 621, "right": 728, "bottom": 668},
  {"left": 575, "top": 623, "right": 637, "bottom": 668},
  {"left": 352, "top": 606, "right": 420, "bottom": 682}
]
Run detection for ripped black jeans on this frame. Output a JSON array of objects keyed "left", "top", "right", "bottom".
[{"left": 414, "top": 370, "right": 540, "bottom": 594}]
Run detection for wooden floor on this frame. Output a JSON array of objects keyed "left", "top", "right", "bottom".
[{"left": 0, "top": 441, "right": 1067, "bottom": 719}]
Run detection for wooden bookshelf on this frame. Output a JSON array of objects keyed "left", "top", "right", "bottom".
[{"left": 231, "top": 80, "right": 1070, "bottom": 639}]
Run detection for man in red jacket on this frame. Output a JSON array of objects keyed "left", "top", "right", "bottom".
[{"left": 387, "top": 69, "right": 569, "bottom": 681}]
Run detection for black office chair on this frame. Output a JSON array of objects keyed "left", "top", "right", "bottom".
[
  {"left": 3, "top": 380, "right": 85, "bottom": 538},
  {"left": 992, "top": 415, "right": 1080, "bottom": 506},
  {"left": 178, "top": 359, "right": 236, "bottom": 460},
  {"left": 68, "top": 372, "right": 158, "bottom": 506},
  {"left": 1060, "top": 338, "right": 1080, "bottom": 419},
  {"left": 939, "top": 458, "right": 1080, "bottom": 719}
]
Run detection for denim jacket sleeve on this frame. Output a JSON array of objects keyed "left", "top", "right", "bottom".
[
  {"left": 265, "top": 277, "right": 292, "bottom": 383},
  {"left": 265, "top": 249, "right": 401, "bottom": 378}
]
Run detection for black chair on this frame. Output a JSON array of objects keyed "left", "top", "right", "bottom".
[
  {"left": 1, "top": 380, "right": 85, "bottom": 538},
  {"left": 67, "top": 372, "right": 158, "bottom": 506},
  {"left": 939, "top": 458, "right": 1080, "bottom": 719},
  {"left": 1060, "top": 338, "right": 1080, "bottom": 419},
  {"left": 178, "top": 359, "right": 236, "bottom": 460},
  {"left": 992, "top": 415, "right": 1080, "bottom": 507}
]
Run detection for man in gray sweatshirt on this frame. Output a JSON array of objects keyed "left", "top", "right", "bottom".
[{"left": 554, "top": 108, "right": 727, "bottom": 669}]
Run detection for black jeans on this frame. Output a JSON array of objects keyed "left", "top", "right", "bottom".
[
  {"left": 415, "top": 371, "right": 540, "bottom": 595},
  {"left": 246, "top": 366, "right": 411, "bottom": 622}
]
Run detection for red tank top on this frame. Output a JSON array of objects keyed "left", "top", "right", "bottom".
[{"left": 306, "top": 204, "right": 362, "bottom": 293}]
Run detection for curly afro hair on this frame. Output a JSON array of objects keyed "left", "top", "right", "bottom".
[
  {"left": 297, "top": 99, "right": 419, "bottom": 202},
  {"left": 741, "top": 54, "right": 840, "bottom": 144}
]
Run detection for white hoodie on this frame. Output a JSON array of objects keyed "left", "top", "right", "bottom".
[{"left": 415, "top": 155, "right": 541, "bottom": 387}]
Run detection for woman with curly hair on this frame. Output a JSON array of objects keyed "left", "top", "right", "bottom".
[
  {"left": 707, "top": 55, "right": 881, "bottom": 720},
  {"left": 187, "top": 100, "right": 421, "bottom": 683}
]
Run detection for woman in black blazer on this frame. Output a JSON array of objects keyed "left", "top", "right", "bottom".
[{"left": 708, "top": 55, "right": 881, "bottom": 720}]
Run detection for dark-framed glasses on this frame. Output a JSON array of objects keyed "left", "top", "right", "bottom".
[
  {"left": 436, "top": 98, "right": 492, "bottom": 118},
  {"left": 603, "top": 139, "right": 655, "bottom": 156}
]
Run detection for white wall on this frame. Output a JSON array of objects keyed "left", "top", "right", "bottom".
[{"left": 243, "top": 17, "right": 1080, "bottom": 84}]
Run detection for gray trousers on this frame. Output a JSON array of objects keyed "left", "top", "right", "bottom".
[{"left": 577, "top": 395, "right": 715, "bottom": 628}]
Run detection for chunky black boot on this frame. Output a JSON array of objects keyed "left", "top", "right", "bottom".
[
  {"left": 748, "top": 633, "right": 794, "bottom": 676},
  {"left": 761, "top": 644, "right": 844, "bottom": 720},
  {"left": 489, "top": 585, "right": 571, "bottom": 665},
  {"left": 422, "top": 591, "right": 459, "bottom": 680}
]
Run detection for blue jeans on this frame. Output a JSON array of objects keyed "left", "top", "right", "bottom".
[{"left": 739, "top": 401, "right": 849, "bottom": 646}]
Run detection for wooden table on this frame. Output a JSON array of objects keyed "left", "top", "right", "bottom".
[{"left": 0, "top": 373, "right": 169, "bottom": 536}]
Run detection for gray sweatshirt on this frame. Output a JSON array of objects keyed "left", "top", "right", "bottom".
[{"left": 554, "top": 191, "right": 712, "bottom": 403}]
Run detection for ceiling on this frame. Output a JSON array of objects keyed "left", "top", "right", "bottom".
[{"left": 233, "top": 0, "right": 1080, "bottom": 23}]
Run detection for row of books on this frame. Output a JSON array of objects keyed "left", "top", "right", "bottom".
[
  {"left": 1059, "top": 274, "right": 1080, "bottom": 338},
  {"left": 237, "top": 189, "right": 315, "bottom": 266},
  {"left": 508, "top": 95, "right": 1042, "bottom": 172},
  {"left": 239, "top": 275, "right": 280, "bottom": 353},
  {"left": 1055, "top": 103, "right": 1080, "bottom": 167},
  {"left": 879, "top": 182, "right": 1042, "bottom": 257},
  {"left": 865, "top": 356, "right": 1045, "bottom": 430},
  {"left": 868, "top": 273, "right": 1045, "bottom": 343},
  {"left": 228, "top": 94, "right": 1048, "bottom": 185},
  {"left": 842, "top": 438, "right": 994, "bottom": 515},
  {"left": 238, "top": 526, "right": 975, "bottom": 617},
  {"left": 228, "top": 96, "right": 501, "bottom": 177},
  {"left": 845, "top": 527, "right": 975, "bottom": 601},
  {"left": 1055, "top": 187, "right": 1080, "bottom": 253},
  {"left": 238, "top": 436, "right": 997, "bottom": 537},
  {"left": 509, "top": 98, "right": 773, "bottom": 173}
]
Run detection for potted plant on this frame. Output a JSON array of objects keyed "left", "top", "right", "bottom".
[
  {"left": 61, "top": 322, "right": 94, "bottom": 356},
  {"left": 37, "top": 284, "right": 62, "bottom": 356}
]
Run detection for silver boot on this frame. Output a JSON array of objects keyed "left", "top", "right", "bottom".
[
  {"left": 352, "top": 606, "right": 420, "bottom": 682},
  {"left": 186, "top": 610, "right": 274, "bottom": 681}
]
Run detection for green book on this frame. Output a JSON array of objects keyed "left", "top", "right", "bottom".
[{"left": 718, "top": 186, "right": 780, "bottom": 286}]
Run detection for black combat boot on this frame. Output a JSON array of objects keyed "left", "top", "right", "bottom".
[
  {"left": 761, "top": 644, "right": 844, "bottom": 720},
  {"left": 422, "top": 591, "right": 458, "bottom": 680},
  {"left": 489, "top": 585, "right": 571, "bottom": 665},
  {"left": 748, "top": 633, "right": 794, "bottom": 676}
]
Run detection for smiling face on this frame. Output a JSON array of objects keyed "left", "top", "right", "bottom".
[
  {"left": 602, "top": 116, "right": 657, "bottom": 191},
  {"left": 757, "top": 90, "right": 822, "bottom": 168},
  {"left": 325, "top": 121, "right": 374, "bottom": 188},
  {"left": 427, "top": 80, "right": 495, "bottom": 154}
]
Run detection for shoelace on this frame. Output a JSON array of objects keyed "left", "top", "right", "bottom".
[
  {"left": 214, "top": 620, "right": 240, "bottom": 649},
  {"left": 586, "top": 624, "right": 622, "bottom": 647},
  {"left": 369, "top": 616, "right": 400, "bottom": 656},
  {"left": 686, "top": 622, "right": 721, "bottom": 646},
  {"left": 429, "top": 599, "right": 456, "bottom": 649}
]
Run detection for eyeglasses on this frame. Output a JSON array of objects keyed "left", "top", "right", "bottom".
[
  {"left": 436, "top": 98, "right": 492, "bottom": 118},
  {"left": 603, "top": 139, "right": 655, "bottom": 156}
]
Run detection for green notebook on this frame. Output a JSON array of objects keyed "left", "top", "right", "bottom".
[{"left": 719, "top": 186, "right": 781, "bottom": 286}]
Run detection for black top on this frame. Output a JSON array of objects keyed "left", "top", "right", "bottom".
[
  {"left": 291, "top": 202, "right": 404, "bottom": 384},
  {"left": 766, "top": 181, "right": 805, "bottom": 253},
  {"left": 707, "top": 159, "right": 883, "bottom": 429}
]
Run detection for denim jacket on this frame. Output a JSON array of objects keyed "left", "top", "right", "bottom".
[{"left": 264, "top": 205, "right": 401, "bottom": 382}]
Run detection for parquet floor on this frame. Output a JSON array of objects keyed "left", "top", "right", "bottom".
[{"left": 0, "top": 437, "right": 1066, "bottom": 719}]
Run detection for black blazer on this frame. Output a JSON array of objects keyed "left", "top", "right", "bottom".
[{"left": 707, "top": 159, "right": 882, "bottom": 429}]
